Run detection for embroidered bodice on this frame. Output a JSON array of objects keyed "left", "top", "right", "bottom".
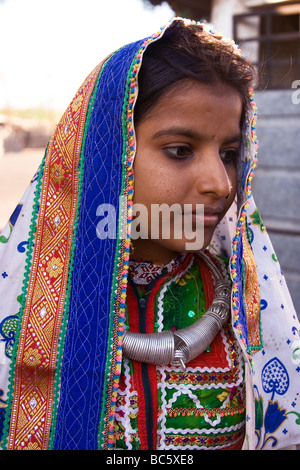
[{"left": 114, "top": 253, "right": 245, "bottom": 450}]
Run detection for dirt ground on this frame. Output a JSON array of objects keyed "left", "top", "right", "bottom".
[{"left": 0, "top": 148, "right": 44, "bottom": 231}]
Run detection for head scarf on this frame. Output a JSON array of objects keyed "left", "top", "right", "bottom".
[{"left": 0, "top": 18, "right": 299, "bottom": 450}]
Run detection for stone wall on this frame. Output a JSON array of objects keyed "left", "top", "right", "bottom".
[{"left": 252, "top": 89, "right": 300, "bottom": 317}]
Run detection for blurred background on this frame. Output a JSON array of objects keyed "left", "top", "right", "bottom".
[{"left": 0, "top": 0, "right": 299, "bottom": 314}]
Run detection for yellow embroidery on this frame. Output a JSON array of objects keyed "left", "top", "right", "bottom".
[{"left": 242, "top": 219, "right": 262, "bottom": 349}]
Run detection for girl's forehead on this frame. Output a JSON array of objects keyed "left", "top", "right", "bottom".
[
  {"left": 139, "top": 79, "right": 242, "bottom": 117},
  {"left": 135, "top": 80, "right": 243, "bottom": 141}
]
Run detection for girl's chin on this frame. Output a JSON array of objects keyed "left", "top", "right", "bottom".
[{"left": 131, "top": 235, "right": 214, "bottom": 265}]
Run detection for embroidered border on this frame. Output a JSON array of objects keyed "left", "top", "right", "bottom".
[
  {"left": 115, "top": 357, "right": 138, "bottom": 450},
  {"left": 159, "top": 426, "right": 245, "bottom": 450},
  {"left": 2, "top": 66, "right": 101, "bottom": 450},
  {"left": 0, "top": 148, "right": 46, "bottom": 450},
  {"left": 241, "top": 218, "right": 262, "bottom": 351},
  {"left": 231, "top": 87, "right": 259, "bottom": 364}
]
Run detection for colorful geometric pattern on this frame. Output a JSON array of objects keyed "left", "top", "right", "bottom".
[
  {"left": 114, "top": 255, "right": 246, "bottom": 450},
  {"left": 4, "top": 64, "right": 103, "bottom": 450}
]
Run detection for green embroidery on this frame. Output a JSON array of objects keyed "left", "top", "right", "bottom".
[
  {"left": 0, "top": 315, "right": 19, "bottom": 359},
  {"left": 157, "top": 263, "right": 206, "bottom": 332},
  {"left": 250, "top": 208, "right": 266, "bottom": 232},
  {"left": 286, "top": 411, "right": 300, "bottom": 425},
  {"left": 0, "top": 227, "right": 12, "bottom": 244}
]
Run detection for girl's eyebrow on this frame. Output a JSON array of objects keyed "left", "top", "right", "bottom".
[
  {"left": 222, "top": 134, "right": 241, "bottom": 145},
  {"left": 152, "top": 126, "right": 241, "bottom": 145},
  {"left": 153, "top": 127, "right": 199, "bottom": 139}
]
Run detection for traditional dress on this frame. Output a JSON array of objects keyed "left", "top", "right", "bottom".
[
  {"left": 118, "top": 252, "right": 246, "bottom": 450},
  {"left": 0, "top": 19, "right": 299, "bottom": 450}
]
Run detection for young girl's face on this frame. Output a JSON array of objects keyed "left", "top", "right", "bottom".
[{"left": 132, "top": 80, "right": 242, "bottom": 264}]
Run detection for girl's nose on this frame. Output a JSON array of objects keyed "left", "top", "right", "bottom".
[{"left": 195, "top": 151, "right": 233, "bottom": 199}]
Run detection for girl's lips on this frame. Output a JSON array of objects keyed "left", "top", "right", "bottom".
[
  {"left": 191, "top": 213, "right": 220, "bottom": 227},
  {"left": 190, "top": 206, "right": 224, "bottom": 227}
]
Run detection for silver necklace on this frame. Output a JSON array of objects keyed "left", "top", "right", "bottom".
[{"left": 122, "top": 251, "right": 231, "bottom": 371}]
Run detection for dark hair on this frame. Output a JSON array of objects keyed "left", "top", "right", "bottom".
[{"left": 134, "top": 20, "right": 256, "bottom": 125}]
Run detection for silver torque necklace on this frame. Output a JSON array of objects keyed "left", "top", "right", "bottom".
[{"left": 122, "top": 251, "right": 231, "bottom": 371}]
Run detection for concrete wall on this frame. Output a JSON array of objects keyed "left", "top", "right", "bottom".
[{"left": 252, "top": 89, "right": 300, "bottom": 317}]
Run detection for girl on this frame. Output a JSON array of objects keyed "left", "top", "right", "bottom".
[{"left": 0, "top": 18, "right": 299, "bottom": 450}]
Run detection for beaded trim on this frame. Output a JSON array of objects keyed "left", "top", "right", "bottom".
[{"left": 166, "top": 408, "right": 245, "bottom": 418}]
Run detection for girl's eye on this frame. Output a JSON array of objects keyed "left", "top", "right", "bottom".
[
  {"left": 220, "top": 149, "right": 238, "bottom": 164},
  {"left": 163, "top": 146, "right": 194, "bottom": 160}
]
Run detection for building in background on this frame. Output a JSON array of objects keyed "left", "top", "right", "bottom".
[{"left": 147, "top": 0, "right": 300, "bottom": 315}]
